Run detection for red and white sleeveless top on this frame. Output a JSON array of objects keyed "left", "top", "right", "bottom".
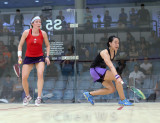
[{"left": 25, "top": 29, "right": 44, "bottom": 57}]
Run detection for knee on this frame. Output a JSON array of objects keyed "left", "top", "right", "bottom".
[
  {"left": 37, "top": 72, "right": 44, "bottom": 79},
  {"left": 110, "top": 87, "right": 116, "bottom": 93},
  {"left": 22, "top": 76, "right": 28, "bottom": 82}
]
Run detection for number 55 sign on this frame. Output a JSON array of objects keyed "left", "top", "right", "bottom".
[{"left": 46, "top": 19, "right": 62, "bottom": 31}]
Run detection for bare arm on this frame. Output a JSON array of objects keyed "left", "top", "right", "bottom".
[
  {"left": 42, "top": 31, "right": 50, "bottom": 57},
  {"left": 18, "top": 30, "right": 29, "bottom": 53},
  {"left": 17, "top": 30, "right": 29, "bottom": 63},
  {"left": 100, "top": 49, "right": 118, "bottom": 77},
  {"left": 100, "top": 49, "right": 122, "bottom": 84},
  {"left": 17, "top": 29, "right": 29, "bottom": 64},
  {"left": 42, "top": 30, "right": 50, "bottom": 65}
]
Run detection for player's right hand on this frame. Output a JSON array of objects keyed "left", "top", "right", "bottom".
[
  {"left": 116, "top": 77, "right": 123, "bottom": 84},
  {"left": 18, "top": 57, "right": 22, "bottom": 64}
]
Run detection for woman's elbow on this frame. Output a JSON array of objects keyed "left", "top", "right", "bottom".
[
  {"left": 106, "top": 62, "right": 113, "bottom": 69},
  {"left": 47, "top": 45, "right": 50, "bottom": 48}
]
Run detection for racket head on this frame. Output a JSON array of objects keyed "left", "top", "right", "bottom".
[
  {"left": 130, "top": 86, "right": 146, "bottom": 99},
  {"left": 13, "top": 64, "right": 20, "bottom": 77}
]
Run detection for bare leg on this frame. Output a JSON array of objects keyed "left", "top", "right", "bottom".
[
  {"left": 22, "top": 64, "right": 34, "bottom": 96},
  {"left": 90, "top": 80, "right": 116, "bottom": 96},
  {"left": 104, "top": 70, "right": 125, "bottom": 100},
  {"left": 35, "top": 62, "right": 45, "bottom": 97}
]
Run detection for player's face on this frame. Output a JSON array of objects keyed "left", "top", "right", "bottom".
[
  {"left": 109, "top": 38, "right": 119, "bottom": 51},
  {"left": 32, "top": 19, "right": 41, "bottom": 29}
]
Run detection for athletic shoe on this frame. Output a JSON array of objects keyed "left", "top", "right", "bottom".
[
  {"left": 83, "top": 92, "right": 94, "bottom": 105},
  {"left": 35, "top": 97, "right": 41, "bottom": 106},
  {"left": 118, "top": 99, "right": 133, "bottom": 106},
  {"left": 23, "top": 95, "right": 32, "bottom": 106}
]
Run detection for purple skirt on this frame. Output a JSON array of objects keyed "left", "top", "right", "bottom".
[
  {"left": 90, "top": 67, "right": 107, "bottom": 83},
  {"left": 23, "top": 56, "right": 45, "bottom": 64}
]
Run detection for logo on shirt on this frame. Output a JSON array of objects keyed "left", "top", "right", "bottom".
[{"left": 34, "top": 38, "right": 37, "bottom": 43}]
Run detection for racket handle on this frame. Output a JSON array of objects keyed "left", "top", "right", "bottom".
[{"left": 121, "top": 81, "right": 124, "bottom": 84}]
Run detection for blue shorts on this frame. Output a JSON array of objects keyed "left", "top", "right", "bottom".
[
  {"left": 23, "top": 56, "right": 45, "bottom": 64},
  {"left": 90, "top": 67, "right": 107, "bottom": 83}
]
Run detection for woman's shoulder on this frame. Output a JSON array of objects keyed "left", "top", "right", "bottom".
[
  {"left": 22, "top": 29, "right": 30, "bottom": 37},
  {"left": 24, "top": 29, "right": 30, "bottom": 32},
  {"left": 100, "top": 49, "right": 108, "bottom": 53},
  {"left": 40, "top": 30, "right": 46, "bottom": 34},
  {"left": 40, "top": 30, "right": 47, "bottom": 36},
  {"left": 23, "top": 29, "right": 30, "bottom": 34},
  {"left": 100, "top": 49, "right": 108, "bottom": 55}
]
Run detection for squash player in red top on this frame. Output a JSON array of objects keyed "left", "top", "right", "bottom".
[{"left": 18, "top": 16, "right": 50, "bottom": 106}]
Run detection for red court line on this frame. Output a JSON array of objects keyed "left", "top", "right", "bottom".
[
  {"left": 0, "top": 106, "right": 36, "bottom": 111},
  {"left": 0, "top": 107, "right": 24, "bottom": 111},
  {"left": 117, "top": 106, "right": 124, "bottom": 110}
]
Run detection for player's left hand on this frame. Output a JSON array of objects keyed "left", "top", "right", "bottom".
[{"left": 45, "top": 57, "right": 50, "bottom": 66}]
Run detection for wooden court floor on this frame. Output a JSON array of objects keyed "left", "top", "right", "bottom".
[{"left": 0, "top": 103, "right": 160, "bottom": 123}]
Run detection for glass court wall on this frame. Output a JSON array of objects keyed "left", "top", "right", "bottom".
[{"left": 0, "top": 3, "right": 160, "bottom": 103}]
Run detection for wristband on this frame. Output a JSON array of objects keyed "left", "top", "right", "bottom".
[
  {"left": 115, "top": 74, "right": 120, "bottom": 79},
  {"left": 46, "top": 56, "right": 49, "bottom": 58},
  {"left": 18, "top": 51, "right": 22, "bottom": 57}
]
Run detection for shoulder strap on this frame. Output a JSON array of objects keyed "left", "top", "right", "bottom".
[
  {"left": 26, "top": 29, "right": 31, "bottom": 38},
  {"left": 39, "top": 29, "right": 44, "bottom": 38},
  {"left": 106, "top": 47, "right": 111, "bottom": 60},
  {"left": 112, "top": 50, "right": 115, "bottom": 60}
]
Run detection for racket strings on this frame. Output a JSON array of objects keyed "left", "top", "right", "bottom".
[{"left": 131, "top": 87, "right": 146, "bottom": 99}]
